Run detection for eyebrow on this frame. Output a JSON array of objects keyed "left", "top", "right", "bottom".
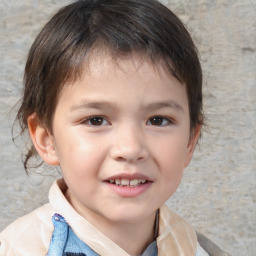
[
  {"left": 70, "top": 100, "right": 184, "bottom": 112},
  {"left": 142, "top": 101, "right": 184, "bottom": 112},
  {"left": 71, "top": 101, "right": 116, "bottom": 111}
]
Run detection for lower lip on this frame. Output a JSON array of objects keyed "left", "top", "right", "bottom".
[{"left": 105, "top": 182, "right": 152, "bottom": 198}]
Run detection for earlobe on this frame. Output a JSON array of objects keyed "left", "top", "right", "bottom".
[
  {"left": 27, "top": 113, "right": 59, "bottom": 166},
  {"left": 184, "top": 125, "right": 201, "bottom": 168}
]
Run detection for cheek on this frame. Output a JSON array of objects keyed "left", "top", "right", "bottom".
[
  {"left": 157, "top": 149, "right": 185, "bottom": 199},
  {"left": 56, "top": 132, "right": 108, "bottom": 176},
  {"left": 153, "top": 136, "right": 188, "bottom": 189},
  {"left": 156, "top": 138, "right": 188, "bottom": 169}
]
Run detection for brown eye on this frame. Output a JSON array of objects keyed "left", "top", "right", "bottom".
[
  {"left": 86, "top": 117, "right": 109, "bottom": 126},
  {"left": 89, "top": 117, "right": 103, "bottom": 125},
  {"left": 147, "top": 116, "right": 171, "bottom": 126}
]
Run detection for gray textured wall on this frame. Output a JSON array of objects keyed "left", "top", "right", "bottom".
[{"left": 0, "top": 1, "right": 255, "bottom": 256}]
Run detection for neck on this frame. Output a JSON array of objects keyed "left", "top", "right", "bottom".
[{"left": 107, "top": 214, "right": 156, "bottom": 255}]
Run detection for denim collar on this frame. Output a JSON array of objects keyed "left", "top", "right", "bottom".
[{"left": 47, "top": 213, "right": 157, "bottom": 256}]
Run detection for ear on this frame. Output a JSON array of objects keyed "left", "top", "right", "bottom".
[
  {"left": 27, "top": 113, "right": 59, "bottom": 166},
  {"left": 184, "top": 124, "right": 201, "bottom": 168}
]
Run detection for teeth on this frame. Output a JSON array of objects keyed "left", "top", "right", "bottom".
[
  {"left": 121, "top": 178, "right": 129, "bottom": 186},
  {"left": 115, "top": 179, "right": 121, "bottom": 185},
  {"left": 130, "top": 179, "right": 139, "bottom": 186},
  {"left": 109, "top": 178, "right": 147, "bottom": 187}
]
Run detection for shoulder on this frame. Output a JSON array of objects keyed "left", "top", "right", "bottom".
[
  {"left": 158, "top": 205, "right": 198, "bottom": 256},
  {"left": 196, "top": 232, "right": 231, "bottom": 256},
  {"left": 196, "top": 242, "right": 210, "bottom": 256},
  {"left": 158, "top": 205, "right": 231, "bottom": 256},
  {"left": 0, "top": 203, "right": 55, "bottom": 256}
]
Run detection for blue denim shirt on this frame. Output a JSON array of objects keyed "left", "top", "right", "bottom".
[{"left": 47, "top": 214, "right": 158, "bottom": 256}]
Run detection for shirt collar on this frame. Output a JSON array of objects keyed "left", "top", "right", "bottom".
[{"left": 49, "top": 179, "right": 197, "bottom": 256}]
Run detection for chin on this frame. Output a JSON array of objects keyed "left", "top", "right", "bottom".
[{"left": 107, "top": 204, "right": 156, "bottom": 224}]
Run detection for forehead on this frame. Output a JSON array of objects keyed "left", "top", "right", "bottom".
[
  {"left": 56, "top": 53, "right": 189, "bottom": 112},
  {"left": 77, "top": 51, "right": 182, "bottom": 87},
  {"left": 62, "top": 53, "right": 182, "bottom": 93}
]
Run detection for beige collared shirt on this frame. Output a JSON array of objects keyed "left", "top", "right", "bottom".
[{"left": 0, "top": 179, "right": 206, "bottom": 256}]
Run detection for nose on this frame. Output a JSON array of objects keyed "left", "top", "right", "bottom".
[{"left": 110, "top": 125, "right": 149, "bottom": 163}]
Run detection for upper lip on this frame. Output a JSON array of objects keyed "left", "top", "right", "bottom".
[{"left": 105, "top": 173, "right": 152, "bottom": 182}]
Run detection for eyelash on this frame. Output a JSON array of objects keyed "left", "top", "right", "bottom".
[
  {"left": 146, "top": 116, "right": 174, "bottom": 126},
  {"left": 82, "top": 116, "right": 174, "bottom": 127},
  {"left": 82, "top": 116, "right": 110, "bottom": 126}
]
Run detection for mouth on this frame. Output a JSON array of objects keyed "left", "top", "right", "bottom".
[
  {"left": 108, "top": 178, "right": 147, "bottom": 187},
  {"left": 104, "top": 174, "right": 152, "bottom": 197}
]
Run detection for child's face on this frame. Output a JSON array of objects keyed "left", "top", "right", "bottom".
[{"left": 38, "top": 55, "right": 199, "bottom": 228}]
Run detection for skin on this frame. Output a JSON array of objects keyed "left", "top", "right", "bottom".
[{"left": 28, "top": 54, "right": 200, "bottom": 255}]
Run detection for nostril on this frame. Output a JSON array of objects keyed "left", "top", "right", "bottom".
[
  {"left": 110, "top": 136, "right": 149, "bottom": 162},
  {"left": 114, "top": 154, "right": 147, "bottom": 163},
  {"left": 115, "top": 156, "right": 127, "bottom": 162}
]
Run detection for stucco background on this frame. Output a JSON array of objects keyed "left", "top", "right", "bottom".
[{"left": 0, "top": 0, "right": 255, "bottom": 255}]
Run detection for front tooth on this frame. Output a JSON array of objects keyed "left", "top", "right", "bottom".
[
  {"left": 130, "top": 179, "right": 139, "bottom": 186},
  {"left": 115, "top": 179, "right": 121, "bottom": 185},
  {"left": 121, "top": 178, "right": 129, "bottom": 186}
]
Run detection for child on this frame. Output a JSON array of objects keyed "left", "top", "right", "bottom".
[{"left": 0, "top": 0, "right": 229, "bottom": 255}]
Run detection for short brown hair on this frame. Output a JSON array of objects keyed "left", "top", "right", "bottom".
[{"left": 16, "top": 0, "right": 203, "bottom": 171}]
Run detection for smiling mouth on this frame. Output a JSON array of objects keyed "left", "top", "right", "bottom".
[{"left": 107, "top": 178, "right": 147, "bottom": 187}]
